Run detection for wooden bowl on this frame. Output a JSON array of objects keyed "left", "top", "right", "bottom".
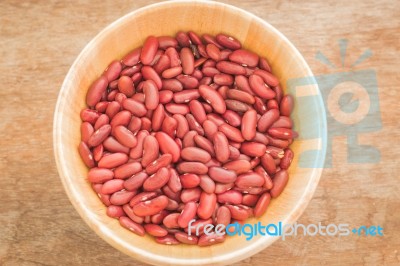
[{"left": 53, "top": 1, "right": 327, "bottom": 265}]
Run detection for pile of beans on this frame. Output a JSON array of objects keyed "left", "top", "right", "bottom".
[{"left": 78, "top": 31, "right": 295, "bottom": 246}]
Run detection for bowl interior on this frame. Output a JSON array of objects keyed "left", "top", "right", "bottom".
[{"left": 54, "top": 1, "right": 326, "bottom": 265}]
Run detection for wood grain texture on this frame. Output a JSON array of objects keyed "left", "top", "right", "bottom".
[{"left": 1, "top": 0, "right": 399, "bottom": 265}]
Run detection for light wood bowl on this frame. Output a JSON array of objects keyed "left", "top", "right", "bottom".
[{"left": 53, "top": 1, "right": 327, "bottom": 265}]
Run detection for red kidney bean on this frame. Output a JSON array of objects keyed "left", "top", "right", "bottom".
[
  {"left": 140, "top": 36, "right": 159, "bottom": 65},
  {"left": 216, "top": 61, "right": 246, "bottom": 75},
  {"left": 110, "top": 190, "right": 136, "bottom": 205},
  {"left": 261, "top": 153, "right": 277, "bottom": 175},
  {"left": 161, "top": 66, "right": 182, "bottom": 79},
  {"left": 181, "top": 147, "right": 211, "bottom": 163},
  {"left": 194, "top": 135, "right": 215, "bottom": 156},
  {"left": 113, "top": 125, "right": 137, "bottom": 148},
  {"left": 176, "top": 31, "right": 190, "bottom": 47},
  {"left": 208, "top": 166, "right": 237, "bottom": 183},
  {"left": 168, "top": 168, "right": 182, "bottom": 193},
  {"left": 206, "top": 43, "right": 221, "bottom": 61},
  {"left": 146, "top": 154, "right": 172, "bottom": 175},
  {"left": 143, "top": 167, "right": 170, "bottom": 191},
  {"left": 199, "top": 175, "right": 216, "bottom": 194},
  {"left": 103, "top": 137, "right": 129, "bottom": 154},
  {"left": 165, "top": 103, "right": 190, "bottom": 115},
  {"left": 254, "top": 166, "right": 273, "bottom": 190},
  {"left": 223, "top": 160, "right": 252, "bottom": 175},
  {"left": 280, "top": 94, "right": 294, "bottom": 116},
  {"left": 226, "top": 89, "right": 255, "bottom": 105},
  {"left": 180, "top": 188, "right": 202, "bottom": 203},
  {"left": 118, "top": 75, "right": 135, "bottom": 97},
  {"left": 98, "top": 152, "right": 128, "bottom": 168},
  {"left": 157, "top": 36, "right": 178, "bottom": 50},
  {"left": 198, "top": 85, "right": 226, "bottom": 114},
  {"left": 182, "top": 130, "right": 198, "bottom": 148},
  {"left": 175, "top": 232, "right": 198, "bottom": 245},
  {"left": 197, "top": 192, "right": 217, "bottom": 219},
  {"left": 203, "top": 120, "right": 218, "bottom": 139},
  {"left": 104, "top": 60, "right": 122, "bottom": 82},
  {"left": 253, "top": 69, "right": 279, "bottom": 87},
  {"left": 142, "top": 80, "right": 159, "bottom": 110},
  {"left": 253, "top": 192, "right": 271, "bottom": 217},
  {"left": 270, "top": 170, "right": 289, "bottom": 198},
  {"left": 140, "top": 135, "right": 159, "bottom": 167},
  {"left": 216, "top": 34, "right": 241, "bottom": 50},
  {"left": 93, "top": 144, "right": 103, "bottom": 162},
  {"left": 155, "top": 234, "right": 180, "bottom": 245},
  {"left": 179, "top": 174, "right": 201, "bottom": 189},
  {"left": 186, "top": 113, "right": 204, "bottom": 136},
  {"left": 87, "top": 124, "right": 111, "bottom": 147},
  {"left": 271, "top": 116, "right": 293, "bottom": 129},
  {"left": 225, "top": 99, "right": 249, "bottom": 112},
  {"left": 214, "top": 74, "right": 234, "bottom": 86},
  {"left": 120, "top": 216, "right": 145, "bottom": 236},
  {"left": 144, "top": 224, "right": 168, "bottom": 237},
  {"left": 124, "top": 172, "right": 148, "bottom": 191},
  {"left": 142, "top": 66, "right": 162, "bottom": 89},
  {"left": 101, "top": 179, "right": 124, "bottom": 194},
  {"left": 217, "top": 190, "right": 242, "bottom": 205},
  {"left": 280, "top": 148, "right": 294, "bottom": 169},
  {"left": 105, "top": 101, "right": 120, "bottom": 119},
  {"left": 132, "top": 195, "right": 168, "bottom": 217},
  {"left": 236, "top": 171, "right": 265, "bottom": 188},
  {"left": 221, "top": 110, "right": 241, "bottom": 127},
  {"left": 180, "top": 47, "right": 194, "bottom": 75},
  {"left": 178, "top": 201, "right": 197, "bottom": 228},
  {"left": 153, "top": 55, "right": 171, "bottom": 74},
  {"left": 122, "top": 98, "right": 146, "bottom": 117},
  {"left": 173, "top": 89, "right": 200, "bottom": 103},
  {"left": 85, "top": 104, "right": 98, "bottom": 118},
  {"left": 226, "top": 205, "right": 249, "bottom": 220},
  {"left": 177, "top": 162, "right": 208, "bottom": 175},
  {"left": 155, "top": 132, "right": 181, "bottom": 162},
  {"left": 268, "top": 127, "right": 294, "bottom": 140},
  {"left": 123, "top": 204, "right": 145, "bottom": 224},
  {"left": 163, "top": 213, "right": 180, "bottom": 229},
  {"left": 122, "top": 47, "right": 141, "bottom": 66},
  {"left": 213, "top": 132, "right": 230, "bottom": 162},
  {"left": 241, "top": 109, "right": 257, "bottom": 140},
  {"left": 78, "top": 141, "right": 95, "bottom": 168},
  {"left": 94, "top": 114, "right": 109, "bottom": 131},
  {"left": 218, "top": 123, "right": 244, "bottom": 143},
  {"left": 106, "top": 205, "right": 124, "bottom": 218},
  {"left": 249, "top": 74, "right": 276, "bottom": 99},
  {"left": 242, "top": 194, "right": 259, "bottom": 207},
  {"left": 110, "top": 110, "right": 131, "bottom": 128},
  {"left": 229, "top": 49, "right": 259, "bottom": 67},
  {"left": 173, "top": 114, "right": 189, "bottom": 139},
  {"left": 161, "top": 116, "right": 177, "bottom": 138},
  {"left": 159, "top": 90, "right": 174, "bottom": 104},
  {"left": 189, "top": 100, "right": 207, "bottom": 124},
  {"left": 240, "top": 142, "right": 266, "bottom": 157},
  {"left": 114, "top": 162, "right": 142, "bottom": 179},
  {"left": 265, "top": 145, "right": 285, "bottom": 159},
  {"left": 215, "top": 182, "right": 234, "bottom": 194},
  {"left": 176, "top": 74, "right": 199, "bottom": 89}
]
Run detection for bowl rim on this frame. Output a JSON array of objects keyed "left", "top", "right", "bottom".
[{"left": 53, "top": 0, "right": 327, "bottom": 265}]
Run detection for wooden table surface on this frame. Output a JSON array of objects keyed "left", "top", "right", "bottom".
[{"left": 1, "top": 0, "right": 399, "bottom": 265}]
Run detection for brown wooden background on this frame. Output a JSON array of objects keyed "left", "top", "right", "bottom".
[{"left": 1, "top": 0, "right": 399, "bottom": 265}]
